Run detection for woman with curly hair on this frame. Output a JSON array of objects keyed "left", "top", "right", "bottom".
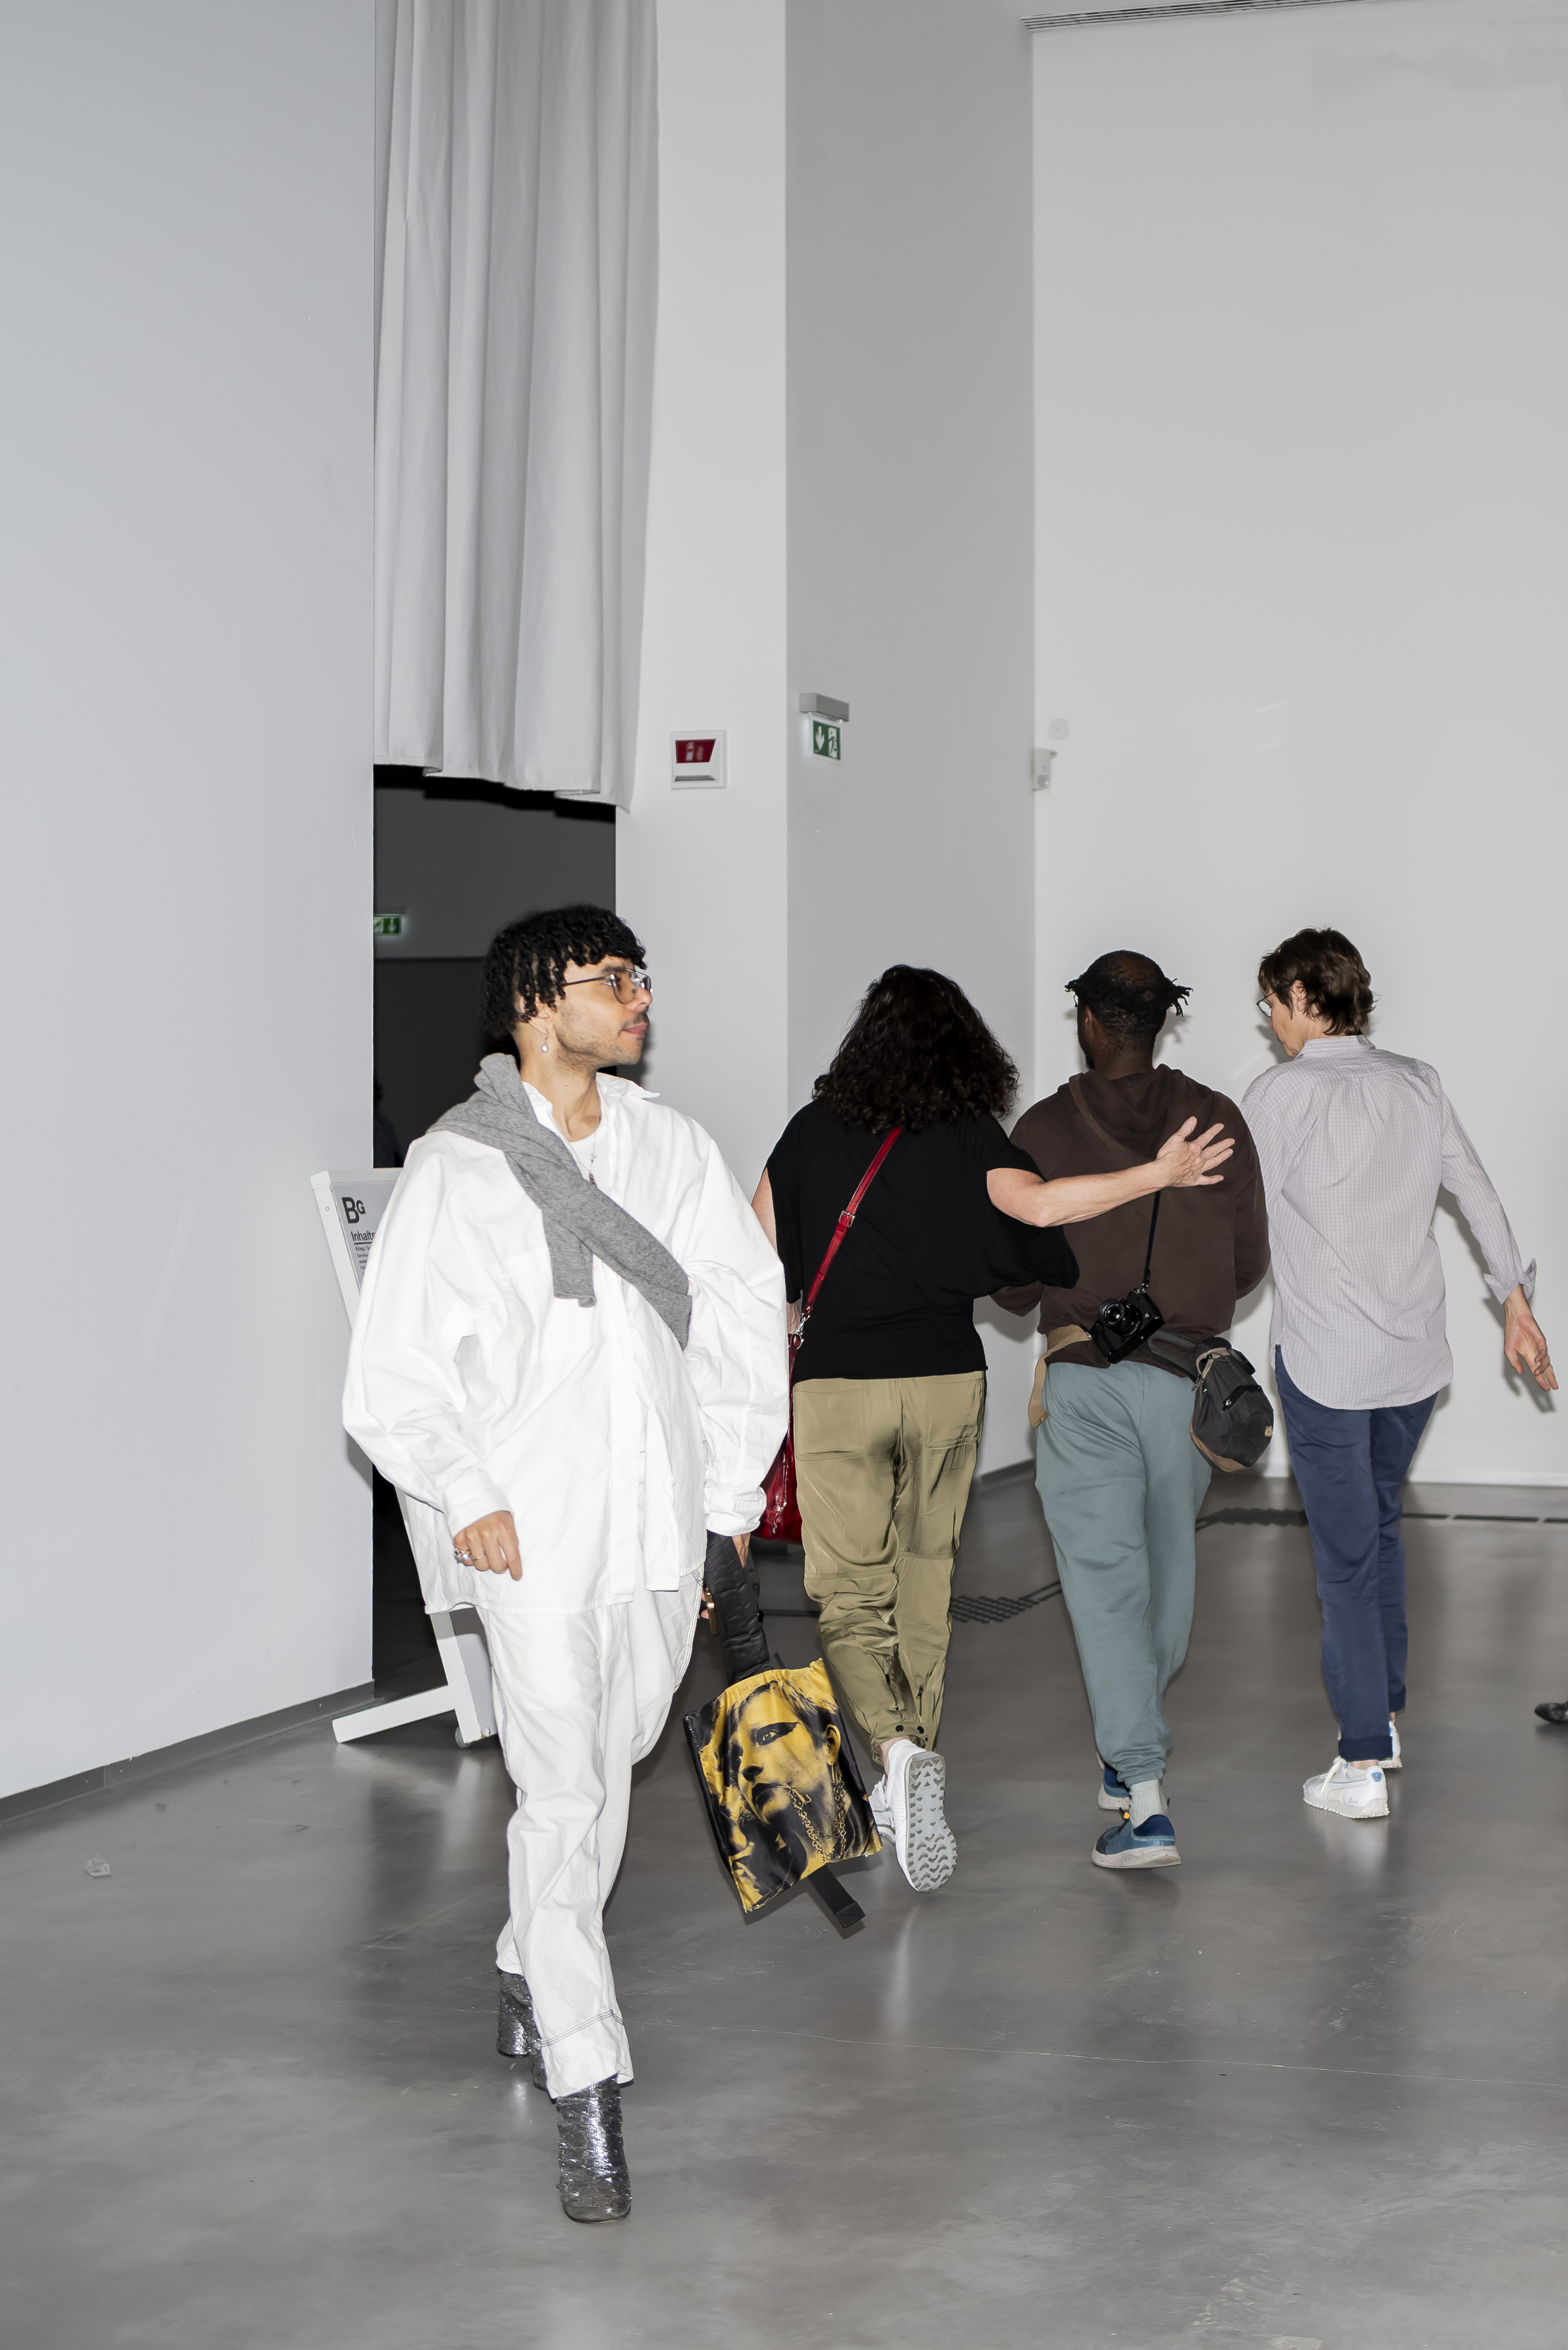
[{"left": 753, "top": 965, "right": 1232, "bottom": 1890}]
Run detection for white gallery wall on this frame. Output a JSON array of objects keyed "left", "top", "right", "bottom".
[
  {"left": 786, "top": 0, "right": 1035, "bottom": 1107},
  {"left": 0, "top": 2, "right": 373, "bottom": 1798},
  {"left": 624, "top": 0, "right": 1040, "bottom": 1470},
  {"left": 1033, "top": 0, "right": 1568, "bottom": 1482},
  {"left": 618, "top": 0, "right": 791, "bottom": 1193},
  {"left": 788, "top": 0, "right": 1039, "bottom": 1472}
]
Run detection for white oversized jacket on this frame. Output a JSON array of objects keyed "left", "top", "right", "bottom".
[{"left": 343, "top": 1078, "right": 789, "bottom": 1617}]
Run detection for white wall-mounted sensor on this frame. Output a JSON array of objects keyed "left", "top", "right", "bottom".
[
  {"left": 1032, "top": 748, "right": 1055, "bottom": 789},
  {"left": 671, "top": 731, "right": 726, "bottom": 788}
]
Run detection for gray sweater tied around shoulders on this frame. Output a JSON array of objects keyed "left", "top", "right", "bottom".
[{"left": 431, "top": 1055, "right": 692, "bottom": 1348}]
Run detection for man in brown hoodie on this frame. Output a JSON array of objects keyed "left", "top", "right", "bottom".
[{"left": 997, "top": 953, "right": 1269, "bottom": 1871}]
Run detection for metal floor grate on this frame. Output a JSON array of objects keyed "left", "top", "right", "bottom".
[
  {"left": 1196, "top": 1506, "right": 1308, "bottom": 1531},
  {"left": 950, "top": 1582, "right": 1062, "bottom": 1623}
]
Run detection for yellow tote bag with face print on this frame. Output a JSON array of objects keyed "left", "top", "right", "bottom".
[{"left": 683, "top": 1660, "right": 883, "bottom": 1916}]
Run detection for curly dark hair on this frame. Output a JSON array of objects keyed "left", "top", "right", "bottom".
[
  {"left": 1257, "top": 927, "right": 1374, "bottom": 1035},
  {"left": 814, "top": 966, "right": 1018, "bottom": 1134},
  {"left": 480, "top": 903, "right": 648, "bottom": 1036},
  {"left": 1067, "top": 951, "right": 1190, "bottom": 1046}
]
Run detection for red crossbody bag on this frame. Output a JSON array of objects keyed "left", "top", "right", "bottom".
[{"left": 757, "top": 1127, "right": 902, "bottom": 1542}]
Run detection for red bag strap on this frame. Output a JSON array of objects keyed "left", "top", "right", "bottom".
[{"left": 801, "top": 1127, "right": 902, "bottom": 1324}]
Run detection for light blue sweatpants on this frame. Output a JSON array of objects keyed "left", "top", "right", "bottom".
[{"left": 1033, "top": 1361, "right": 1210, "bottom": 1788}]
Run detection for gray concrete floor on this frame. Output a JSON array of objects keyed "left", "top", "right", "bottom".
[{"left": 5, "top": 1470, "right": 1567, "bottom": 2349}]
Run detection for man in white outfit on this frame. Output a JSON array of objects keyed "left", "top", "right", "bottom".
[{"left": 344, "top": 905, "right": 788, "bottom": 2223}]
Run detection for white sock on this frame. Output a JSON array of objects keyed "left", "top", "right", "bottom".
[
  {"left": 1129, "top": 1779, "right": 1164, "bottom": 1827},
  {"left": 1341, "top": 1759, "right": 1379, "bottom": 1778}
]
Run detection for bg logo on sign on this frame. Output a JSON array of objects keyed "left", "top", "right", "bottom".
[{"left": 342, "top": 1196, "right": 367, "bottom": 1226}]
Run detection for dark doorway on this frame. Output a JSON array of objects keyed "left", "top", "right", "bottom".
[
  {"left": 371, "top": 1470, "right": 440, "bottom": 1688},
  {"left": 372, "top": 767, "right": 615, "bottom": 1162},
  {"left": 374, "top": 957, "right": 492, "bottom": 1165},
  {"left": 371, "top": 767, "right": 617, "bottom": 1682}
]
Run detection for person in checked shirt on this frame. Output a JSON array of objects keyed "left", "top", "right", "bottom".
[{"left": 1243, "top": 928, "right": 1555, "bottom": 1821}]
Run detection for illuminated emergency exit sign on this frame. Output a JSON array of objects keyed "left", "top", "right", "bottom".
[{"left": 811, "top": 720, "right": 841, "bottom": 761}]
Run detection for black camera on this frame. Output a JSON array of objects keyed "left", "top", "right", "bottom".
[
  {"left": 1089, "top": 1281, "right": 1165, "bottom": 1365},
  {"left": 1088, "top": 1194, "right": 1166, "bottom": 1364}
]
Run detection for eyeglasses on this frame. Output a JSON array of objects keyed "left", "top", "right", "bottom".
[
  {"left": 1256, "top": 997, "right": 1275, "bottom": 1018},
  {"left": 561, "top": 967, "right": 652, "bottom": 1007}
]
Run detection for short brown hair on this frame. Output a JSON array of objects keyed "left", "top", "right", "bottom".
[{"left": 1257, "top": 928, "right": 1374, "bottom": 1035}]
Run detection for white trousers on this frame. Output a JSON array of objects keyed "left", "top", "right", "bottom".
[{"left": 475, "top": 1575, "right": 701, "bottom": 2099}]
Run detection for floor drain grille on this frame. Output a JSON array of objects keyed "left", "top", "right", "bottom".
[
  {"left": 1196, "top": 1507, "right": 1308, "bottom": 1531},
  {"left": 950, "top": 1582, "right": 1062, "bottom": 1623}
]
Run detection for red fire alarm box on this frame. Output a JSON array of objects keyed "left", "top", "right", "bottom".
[{"left": 671, "top": 731, "right": 726, "bottom": 788}]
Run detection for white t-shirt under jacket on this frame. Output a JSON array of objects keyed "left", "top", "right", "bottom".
[{"left": 344, "top": 1077, "right": 789, "bottom": 1616}]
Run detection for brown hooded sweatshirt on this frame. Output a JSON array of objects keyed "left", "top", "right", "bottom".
[{"left": 994, "top": 1066, "right": 1270, "bottom": 1374}]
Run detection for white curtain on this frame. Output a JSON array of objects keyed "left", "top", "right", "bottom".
[{"left": 374, "top": 0, "right": 657, "bottom": 805}]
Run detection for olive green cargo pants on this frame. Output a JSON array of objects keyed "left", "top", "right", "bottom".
[{"left": 792, "top": 1371, "right": 986, "bottom": 1758}]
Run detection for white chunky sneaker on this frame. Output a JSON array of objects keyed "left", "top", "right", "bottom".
[
  {"left": 1385, "top": 1717, "right": 1402, "bottom": 1770},
  {"left": 886, "top": 1741, "right": 957, "bottom": 1890},
  {"left": 869, "top": 1775, "right": 893, "bottom": 1834},
  {"left": 1304, "top": 1756, "right": 1389, "bottom": 1819}
]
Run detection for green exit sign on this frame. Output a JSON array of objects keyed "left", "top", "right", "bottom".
[
  {"left": 373, "top": 912, "right": 406, "bottom": 939},
  {"left": 811, "top": 720, "right": 842, "bottom": 761}
]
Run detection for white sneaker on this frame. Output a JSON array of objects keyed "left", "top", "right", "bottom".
[
  {"left": 869, "top": 1775, "right": 893, "bottom": 1834},
  {"left": 1304, "top": 1756, "right": 1389, "bottom": 1819},
  {"left": 886, "top": 1741, "right": 957, "bottom": 1890}
]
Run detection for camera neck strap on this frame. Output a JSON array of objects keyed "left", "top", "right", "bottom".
[{"left": 1136, "top": 1191, "right": 1160, "bottom": 1292}]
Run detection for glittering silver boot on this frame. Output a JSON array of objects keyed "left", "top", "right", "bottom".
[
  {"left": 495, "top": 1971, "right": 548, "bottom": 2091},
  {"left": 555, "top": 2075, "right": 631, "bottom": 2223}
]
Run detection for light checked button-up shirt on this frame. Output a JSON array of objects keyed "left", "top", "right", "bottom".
[{"left": 1241, "top": 1037, "right": 1534, "bottom": 1413}]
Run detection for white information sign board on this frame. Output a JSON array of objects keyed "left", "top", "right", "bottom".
[
  {"left": 310, "top": 1169, "right": 401, "bottom": 1325},
  {"left": 311, "top": 1166, "right": 496, "bottom": 1748}
]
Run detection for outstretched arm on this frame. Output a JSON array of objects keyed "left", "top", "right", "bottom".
[
  {"left": 1438, "top": 1086, "right": 1553, "bottom": 1394},
  {"left": 1504, "top": 1285, "right": 1556, "bottom": 1394},
  {"left": 987, "top": 1117, "right": 1233, "bottom": 1229}
]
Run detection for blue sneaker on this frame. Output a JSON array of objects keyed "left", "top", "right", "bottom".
[
  {"left": 1093, "top": 1813, "right": 1180, "bottom": 1869},
  {"left": 1097, "top": 1764, "right": 1130, "bottom": 1814}
]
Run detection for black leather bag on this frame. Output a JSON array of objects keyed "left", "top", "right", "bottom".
[{"left": 1150, "top": 1334, "right": 1274, "bottom": 1473}]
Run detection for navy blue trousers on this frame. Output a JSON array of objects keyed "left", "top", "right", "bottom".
[{"left": 1275, "top": 1351, "right": 1437, "bottom": 1762}]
